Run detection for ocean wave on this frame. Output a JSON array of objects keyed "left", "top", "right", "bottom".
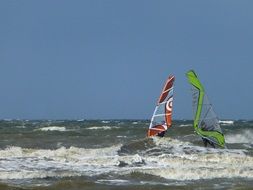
[
  {"left": 225, "top": 129, "right": 253, "bottom": 144},
  {"left": 0, "top": 171, "right": 80, "bottom": 180},
  {"left": 15, "top": 125, "right": 26, "bottom": 129},
  {"left": 152, "top": 137, "right": 246, "bottom": 155},
  {"left": 0, "top": 145, "right": 121, "bottom": 159},
  {"left": 219, "top": 120, "right": 234, "bottom": 125},
  {"left": 35, "top": 126, "right": 67, "bottom": 132},
  {"left": 101, "top": 120, "right": 111, "bottom": 124},
  {"left": 86, "top": 126, "right": 120, "bottom": 130},
  {"left": 97, "top": 179, "right": 130, "bottom": 185},
  {"left": 142, "top": 159, "right": 253, "bottom": 180},
  {"left": 138, "top": 137, "right": 253, "bottom": 180},
  {"left": 0, "top": 145, "right": 122, "bottom": 179},
  {"left": 0, "top": 140, "right": 252, "bottom": 181},
  {"left": 117, "top": 136, "right": 127, "bottom": 138},
  {"left": 178, "top": 124, "right": 192, "bottom": 127}
]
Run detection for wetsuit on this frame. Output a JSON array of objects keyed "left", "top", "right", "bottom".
[
  {"left": 157, "top": 131, "right": 165, "bottom": 137},
  {"left": 202, "top": 138, "right": 215, "bottom": 148}
]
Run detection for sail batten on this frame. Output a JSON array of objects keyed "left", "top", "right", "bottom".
[
  {"left": 186, "top": 70, "right": 225, "bottom": 148},
  {"left": 153, "top": 113, "right": 172, "bottom": 117},
  {"left": 148, "top": 75, "right": 175, "bottom": 137},
  {"left": 162, "top": 87, "right": 174, "bottom": 94}
]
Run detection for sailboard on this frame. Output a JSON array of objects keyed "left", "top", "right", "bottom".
[
  {"left": 186, "top": 70, "right": 225, "bottom": 148},
  {"left": 147, "top": 75, "right": 175, "bottom": 137}
]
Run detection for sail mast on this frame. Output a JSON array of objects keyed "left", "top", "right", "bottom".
[{"left": 186, "top": 71, "right": 204, "bottom": 132}]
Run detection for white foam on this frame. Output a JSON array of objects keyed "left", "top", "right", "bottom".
[
  {"left": 0, "top": 146, "right": 24, "bottom": 158},
  {"left": 101, "top": 120, "right": 111, "bottom": 124},
  {"left": 0, "top": 145, "right": 121, "bottom": 160},
  {"left": 142, "top": 137, "right": 252, "bottom": 180},
  {"left": 152, "top": 136, "right": 194, "bottom": 150},
  {"left": 0, "top": 145, "right": 122, "bottom": 179},
  {"left": 219, "top": 120, "right": 234, "bottom": 125},
  {"left": 15, "top": 125, "right": 26, "bottom": 129},
  {"left": 97, "top": 179, "right": 130, "bottom": 185},
  {"left": 142, "top": 164, "right": 253, "bottom": 180},
  {"left": 225, "top": 129, "right": 253, "bottom": 144},
  {"left": 0, "top": 171, "right": 79, "bottom": 180},
  {"left": 86, "top": 126, "right": 120, "bottom": 130},
  {"left": 179, "top": 124, "right": 192, "bottom": 127},
  {"left": 35, "top": 126, "right": 67, "bottom": 132},
  {"left": 117, "top": 136, "right": 127, "bottom": 138},
  {"left": 0, "top": 140, "right": 253, "bottom": 181},
  {"left": 152, "top": 136, "right": 247, "bottom": 155},
  {"left": 145, "top": 149, "right": 252, "bottom": 180}
]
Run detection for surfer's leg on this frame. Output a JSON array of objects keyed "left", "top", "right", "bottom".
[
  {"left": 202, "top": 138, "right": 208, "bottom": 147},
  {"left": 210, "top": 141, "right": 215, "bottom": 148},
  {"left": 206, "top": 140, "right": 215, "bottom": 148}
]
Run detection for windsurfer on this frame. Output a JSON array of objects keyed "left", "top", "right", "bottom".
[
  {"left": 201, "top": 121, "right": 215, "bottom": 148},
  {"left": 186, "top": 70, "right": 225, "bottom": 148},
  {"left": 147, "top": 75, "right": 175, "bottom": 138}
]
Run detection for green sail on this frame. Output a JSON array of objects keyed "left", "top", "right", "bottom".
[{"left": 186, "top": 70, "right": 225, "bottom": 148}]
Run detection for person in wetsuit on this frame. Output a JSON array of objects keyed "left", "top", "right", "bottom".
[
  {"left": 202, "top": 137, "right": 215, "bottom": 148},
  {"left": 157, "top": 131, "right": 165, "bottom": 137}
]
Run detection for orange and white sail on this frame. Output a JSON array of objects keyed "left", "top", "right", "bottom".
[{"left": 147, "top": 75, "right": 175, "bottom": 137}]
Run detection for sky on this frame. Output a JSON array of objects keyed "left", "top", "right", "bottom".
[{"left": 0, "top": 0, "right": 253, "bottom": 120}]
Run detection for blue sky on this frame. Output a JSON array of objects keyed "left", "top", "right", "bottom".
[{"left": 0, "top": 0, "right": 252, "bottom": 119}]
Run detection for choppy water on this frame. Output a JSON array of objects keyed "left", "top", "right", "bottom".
[{"left": 0, "top": 119, "right": 253, "bottom": 190}]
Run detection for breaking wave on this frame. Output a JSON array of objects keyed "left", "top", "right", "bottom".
[
  {"left": 101, "top": 120, "right": 111, "bottom": 124},
  {"left": 86, "top": 126, "right": 120, "bottom": 130},
  {"left": 178, "top": 124, "right": 192, "bottom": 127},
  {"left": 0, "top": 138, "right": 252, "bottom": 181},
  {"left": 219, "top": 120, "right": 234, "bottom": 125},
  {"left": 35, "top": 126, "right": 67, "bottom": 132},
  {"left": 225, "top": 129, "right": 253, "bottom": 144}
]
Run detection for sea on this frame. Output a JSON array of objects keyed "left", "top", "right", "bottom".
[{"left": 0, "top": 119, "right": 252, "bottom": 190}]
